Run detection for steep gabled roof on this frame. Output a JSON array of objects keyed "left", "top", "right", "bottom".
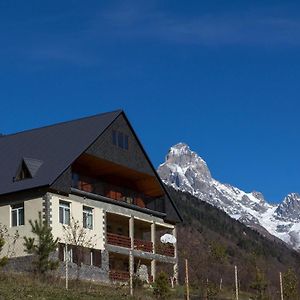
[
  {"left": 0, "top": 110, "right": 122, "bottom": 195},
  {"left": 0, "top": 109, "right": 182, "bottom": 222}
]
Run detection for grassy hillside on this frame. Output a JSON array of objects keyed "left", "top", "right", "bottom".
[
  {"left": 0, "top": 272, "right": 132, "bottom": 300},
  {"left": 168, "top": 187, "right": 300, "bottom": 298}
]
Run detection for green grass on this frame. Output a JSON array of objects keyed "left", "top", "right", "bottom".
[
  {"left": 0, "top": 272, "right": 136, "bottom": 300},
  {"left": 0, "top": 272, "right": 256, "bottom": 300},
  {"left": 0, "top": 272, "right": 186, "bottom": 300}
]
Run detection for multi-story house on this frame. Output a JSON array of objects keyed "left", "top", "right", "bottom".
[{"left": 0, "top": 110, "right": 182, "bottom": 283}]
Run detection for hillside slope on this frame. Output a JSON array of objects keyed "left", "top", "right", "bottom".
[{"left": 169, "top": 187, "right": 300, "bottom": 297}]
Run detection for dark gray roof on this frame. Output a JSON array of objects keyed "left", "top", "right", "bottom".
[{"left": 0, "top": 110, "right": 122, "bottom": 196}]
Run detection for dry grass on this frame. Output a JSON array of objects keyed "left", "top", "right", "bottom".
[{"left": 0, "top": 272, "right": 134, "bottom": 300}]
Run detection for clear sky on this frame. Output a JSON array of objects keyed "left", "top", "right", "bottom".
[{"left": 1, "top": 1, "right": 300, "bottom": 203}]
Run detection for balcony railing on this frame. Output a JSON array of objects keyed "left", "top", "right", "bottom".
[
  {"left": 155, "top": 244, "right": 175, "bottom": 257},
  {"left": 107, "top": 233, "right": 174, "bottom": 257},
  {"left": 72, "top": 174, "right": 165, "bottom": 213},
  {"left": 109, "top": 270, "right": 130, "bottom": 281},
  {"left": 134, "top": 239, "right": 153, "bottom": 253},
  {"left": 107, "top": 233, "right": 154, "bottom": 253},
  {"left": 107, "top": 233, "right": 131, "bottom": 248}
]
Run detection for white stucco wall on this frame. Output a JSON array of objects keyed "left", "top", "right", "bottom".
[
  {"left": 0, "top": 197, "right": 43, "bottom": 257},
  {"left": 50, "top": 194, "right": 105, "bottom": 250},
  {"left": 0, "top": 191, "right": 175, "bottom": 259}
]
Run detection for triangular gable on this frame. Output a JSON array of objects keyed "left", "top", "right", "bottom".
[
  {"left": 14, "top": 157, "right": 43, "bottom": 181},
  {"left": 84, "top": 112, "right": 182, "bottom": 223},
  {"left": 23, "top": 157, "right": 43, "bottom": 177},
  {"left": 86, "top": 114, "right": 154, "bottom": 177},
  {"left": 14, "top": 159, "right": 32, "bottom": 181}
]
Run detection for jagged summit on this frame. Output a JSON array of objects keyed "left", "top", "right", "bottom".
[
  {"left": 159, "top": 143, "right": 211, "bottom": 191},
  {"left": 275, "top": 193, "right": 300, "bottom": 221},
  {"left": 158, "top": 143, "right": 300, "bottom": 250}
]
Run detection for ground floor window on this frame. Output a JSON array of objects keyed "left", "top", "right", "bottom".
[{"left": 58, "top": 243, "right": 101, "bottom": 267}]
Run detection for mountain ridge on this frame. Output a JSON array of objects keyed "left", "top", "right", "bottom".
[{"left": 158, "top": 143, "right": 300, "bottom": 250}]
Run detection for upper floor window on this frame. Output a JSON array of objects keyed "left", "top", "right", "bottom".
[
  {"left": 112, "top": 130, "right": 129, "bottom": 150},
  {"left": 83, "top": 206, "right": 93, "bottom": 230},
  {"left": 11, "top": 203, "right": 24, "bottom": 227},
  {"left": 59, "top": 201, "right": 70, "bottom": 225}
]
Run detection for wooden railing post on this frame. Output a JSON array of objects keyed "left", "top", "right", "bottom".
[
  {"left": 172, "top": 226, "right": 179, "bottom": 285},
  {"left": 151, "top": 221, "right": 156, "bottom": 282},
  {"left": 129, "top": 216, "right": 134, "bottom": 296}
]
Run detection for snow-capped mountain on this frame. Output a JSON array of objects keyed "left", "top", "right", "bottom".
[{"left": 158, "top": 143, "right": 300, "bottom": 250}]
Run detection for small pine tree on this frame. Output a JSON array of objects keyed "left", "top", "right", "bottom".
[
  {"left": 0, "top": 234, "right": 8, "bottom": 267},
  {"left": 250, "top": 267, "right": 268, "bottom": 300},
  {"left": 153, "top": 271, "right": 170, "bottom": 299},
  {"left": 24, "top": 213, "right": 59, "bottom": 274},
  {"left": 283, "top": 268, "right": 299, "bottom": 300}
]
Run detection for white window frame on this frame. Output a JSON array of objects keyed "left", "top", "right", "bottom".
[
  {"left": 59, "top": 201, "right": 70, "bottom": 225},
  {"left": 11, "top": 203, "right": 24, "bottom": 227},
  {"left": 63, "top": 245, "right": 73, "bottom": 262},
  {"left": 90, "top": 250, "right": 93, "bottom": 266},
  {"left": 83, "top": 206, "right": 93, "bottom": 230}
]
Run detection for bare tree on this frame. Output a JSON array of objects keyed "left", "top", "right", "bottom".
[
  {"left": 62, "top": 217, "right": 97, "bottom": 280},
  {"left": 0, "top": 223, "right": 20, "bottom": 264}
]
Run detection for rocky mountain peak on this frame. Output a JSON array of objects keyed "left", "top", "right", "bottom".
[
  {"left": 158, "top": 143, "right": 212, "bottom": 192},
  {"left": 158, "top": 143, "right": 300, "bottom": 250},
  {"left": 164, "top": 143, "right": 211, "bottom": 178},
  {"left": 275, "top": 193, "right": 300, "bottom": 221}
]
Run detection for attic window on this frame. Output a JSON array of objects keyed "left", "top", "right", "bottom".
[
  {"left": 112, "top": 130, "right": 129, "bottom": 150},
  {"left": 15, "top": 161, "right": 32, "bottom": 181},
  {"left": 14, "top": 157, "right": 43, "bottom": 182}
]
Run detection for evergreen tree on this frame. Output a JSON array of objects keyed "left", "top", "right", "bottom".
[
  {"left": 0, "top": 234, "right": 8, "bottom": 267},
  {"left": 283, "top": 268, "right": 299, "bottom": 300},
  {"left": 153, "top": 271, "right": 170, "bottom": 299},
  {"left": 24, "top": 213, "right": 59, "bottom": 274},
  {"left": 250, "top": 267, "right": 268, "bottom": 300}
]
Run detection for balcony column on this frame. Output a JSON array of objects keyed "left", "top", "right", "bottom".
[
  {"left": 151, "top": 221, "right": 156, "bottom": 281},
  {"left": 129, "top": 216, "right": 134, "bottom": 296},
  {"left": 129, "top": 215, "right": 134, "bottom": 249},
  {"left": 151, "top": 221, "right": 156, "bottom": 253},
  {"left": 102, "top": 210, "right": 109, "bottom": 281},
  {"left": 103, "top": 210, "right": 107, "bottom": 245},
  {"left": 172, "top": 226, "right": 179, "bottom": 285}
]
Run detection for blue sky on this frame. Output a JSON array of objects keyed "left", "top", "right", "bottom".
[{"left": 1, "top": 1, "right": 300, "bottom": 202}]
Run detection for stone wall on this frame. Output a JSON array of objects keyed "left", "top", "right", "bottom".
[{"left": 3, "top": 251, "right": 109, "bottom": 283}]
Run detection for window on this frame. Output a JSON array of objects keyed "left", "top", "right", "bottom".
[
  {"left": 118, "top": 132, "right": 124, "bottom": 148},
  {"left": 112, "top": 130, "right": 129, "bottom": 150},
  {"left": 58, "top": 243, "right": 73, "bottom": 262},
  {"left": 112, "top": 130, "right": 117, "bottom": 145},
  {"left": 83, "top": 206, "right": 93, "bottom": 229},
  {"left": 92, "top": 249, "right": 102, "bottom": 267},
  {"left": 58, "top": 243, "right": 101, "bottom": 267},
  {"left": 11, "top": 203, "right": 24, "bottom": 226},
  {"left": 124, "top": 135, "right": 129, "bottom": 150},
  {"left": 59, "top": 201, "right": 70, "bottom": 225}
]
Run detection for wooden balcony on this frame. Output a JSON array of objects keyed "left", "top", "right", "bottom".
[
  {"left": 109, "top": 270, "right": 130, "bottom": 282},
  {"left": 155, "top": 244, "right": 175, "bottom": 257},
  {"left": 107, "top": 233, "right": 131, "bottom": 248},
  {"left": 134, "top": 239, "right": 153, "bottom": 253}
]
